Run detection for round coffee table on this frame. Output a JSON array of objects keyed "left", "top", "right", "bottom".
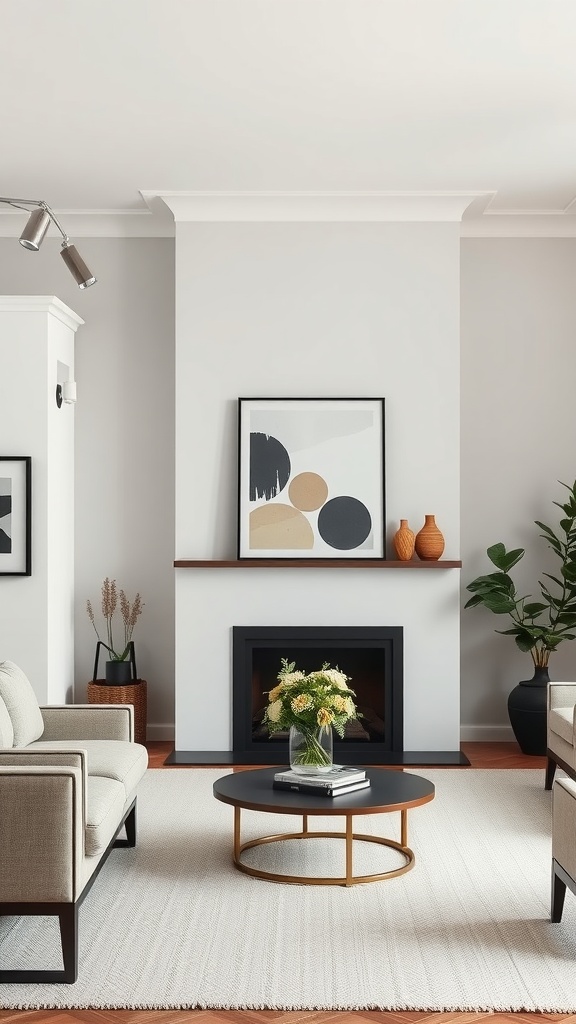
[{"left": 213, "top": 766, "right": 435, "bottom": 886}]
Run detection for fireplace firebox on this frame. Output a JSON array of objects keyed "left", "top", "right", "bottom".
[{"left": 232, "top": 626, "right": 403, "bottom": 764}]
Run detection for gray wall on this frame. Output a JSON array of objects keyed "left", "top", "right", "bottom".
[
  {"left": 0, "top": 237, "right": 175, "bottom": 735},
  {"left": 460, "top": 238, "right": 576, "bottom": 737},
  {"left": 1, "top": 232, "right": 575, "bottom": 741}
]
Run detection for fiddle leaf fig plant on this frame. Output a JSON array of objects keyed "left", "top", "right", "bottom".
[{"left": 465, "top": 479, "right": 576, "bottom": 668}]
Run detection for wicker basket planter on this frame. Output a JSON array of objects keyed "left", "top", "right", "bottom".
[{"left": 87, "top": 680, "right": 147, "bottom": 745}]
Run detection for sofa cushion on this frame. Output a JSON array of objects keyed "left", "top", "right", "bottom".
[
  {"left": 0, "top": 661, "right": 44, "bottom": 746},
  {"left": 85, "top": 776, "right": 127, "bottom": 857},
  {"left": 549, "top": 707, "right": 574, "bottom": 746},
  {"left": 27, "top": 738, "right": 148, "bottom": 798},
  {"left": 0, "top": 693, "right": 14, "bottom": 748}
]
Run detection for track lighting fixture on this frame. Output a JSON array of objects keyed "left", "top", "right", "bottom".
[{"left": 0, "top": 196, "right": 96, "bottom": 288}]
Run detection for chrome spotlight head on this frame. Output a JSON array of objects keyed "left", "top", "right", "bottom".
[
  {"left": 60, "top": 242, "right": 96, "bottom": 289},
  {"left": 19, "top": 207, "right": 51, "bottom": 251}
]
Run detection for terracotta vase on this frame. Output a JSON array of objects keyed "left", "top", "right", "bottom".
[
  {"left": 393, "top": 519, "right": 415, "bottom": 561},
  {"left": 415, "top": 514, "right": 445, "bottom": 560}
]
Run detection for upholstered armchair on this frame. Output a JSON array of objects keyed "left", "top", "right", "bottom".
[
  {"left": 552, "top": 776, "right": 576, "bottom": 921},
  {"left": 0, "top": 661, "right": 148, "bottom": 983},
  {"left": 545, "top": 682, "right": 576, "bottom": 790}
]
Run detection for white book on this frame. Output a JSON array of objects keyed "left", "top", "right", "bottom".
[
  {"left": 273, "top": 764, "right": 366, "bottom": 788},
  {"left": 273, "top": 778, "right": 371, "bottom": 797}
]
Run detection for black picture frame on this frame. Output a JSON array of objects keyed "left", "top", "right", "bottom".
[
  {"left": 0, "top": 456, "right": 31, "bottom": 576},
  {"left": 237, "top": 397, "right": 386, "bottom": 559}
]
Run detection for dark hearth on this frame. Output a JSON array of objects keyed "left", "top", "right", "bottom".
[{"left": 232, "top": 626, "right": 403, "bottom": 764}]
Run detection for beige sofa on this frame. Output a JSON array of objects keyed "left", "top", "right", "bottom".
[
  {"left": 546, "top": 681, "right": 576, "bottom": 789},
  {"left": 0, "top": 660, "right": 148, "bottom": 983}
]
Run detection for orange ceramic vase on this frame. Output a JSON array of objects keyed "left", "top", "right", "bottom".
[
  {"left": 393, "top": 519, "right": 415, "bottom": 561},
  {"left": 415, "top": 514, "right": 445, "bottom": 560}
]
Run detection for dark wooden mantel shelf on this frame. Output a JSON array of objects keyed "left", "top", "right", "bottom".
[{"left": 174, "top": 559, "right": 462, "bottom": 568}]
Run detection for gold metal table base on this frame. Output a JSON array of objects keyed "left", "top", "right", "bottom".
[{"left": 232, "top": 807, "right": 414, "bottom": 886}]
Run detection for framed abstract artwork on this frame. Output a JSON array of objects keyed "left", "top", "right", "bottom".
[
  {"left": 237, "top": 398, "right": 385, "bottom": 559},
  {"left": 0, "top": 457, "right": 31, "bottom": 576}
]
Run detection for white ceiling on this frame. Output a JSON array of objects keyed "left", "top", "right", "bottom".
[{"left": 1, "top": 0, "right": 576, "bottom": 221}]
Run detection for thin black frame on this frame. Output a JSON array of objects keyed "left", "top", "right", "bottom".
[
  {"left": 237, "top": 397, "right": 386, "bottom": 560},
  {"left": 0, "top": 456, "right": 31, "bottom": 576}
]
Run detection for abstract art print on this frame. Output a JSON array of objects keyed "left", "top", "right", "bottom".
[
  {"left": 0, "top": 457, "right": 31, "bottom": 576},
  {"left": 237, "top": 398, "right": 385, "bottom": 559}
]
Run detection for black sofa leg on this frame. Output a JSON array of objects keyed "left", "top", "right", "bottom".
[
  {"left": 552, "top": 862, "right": 567, "bottom": 922},
  {"left": 124, "top": 803, "right": 136, "bottom": 847},
  {"left": 113, "top": 800, "right": 137, "bottom": 849},
  {"left": 0, "top": 901, "right": 79, "bottom": 983},
  {"left": 59, "top": 904, "right": 78, "bottom": 983},
  {"left": 545, "top": 756, "right": 557, "bottom": 791}
]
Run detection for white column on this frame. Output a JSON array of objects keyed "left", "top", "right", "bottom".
[{"left": 0, "top": 296, "right": 84, "bottom": 703}]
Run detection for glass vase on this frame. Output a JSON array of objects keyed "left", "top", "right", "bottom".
[{"left": 289, "top": 724, "right": 334, "bottom": 774}]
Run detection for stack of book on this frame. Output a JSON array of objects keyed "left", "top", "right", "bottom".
[{"left": 273, "top": 764, "right": 370, "bottom": 797}]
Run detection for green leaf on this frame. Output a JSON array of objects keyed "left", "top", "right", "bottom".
[
  {"left": 560, "top": 518, "right": 574, "bottom": 534},
  {"left": 523, "top": 602, "right": 547, "bottom": 616},
  {"left": 553, "top": 505, "right": 573, "bottom": 522},
  {"left": 466, "top": 573, "right": 513, "bottom": 594},
  {"left": 515, "top": 633, "right": 537, "bottom": 653},
  {"left": 486, "top": 571, "right": 515, "bottom": 590},
  {"left": 557, "top": 613, "right": 576, "bottom": 627},
  {"left": 542, "top": 573, "right": 564, "bottom": 588},
  {"left": 544, "top": 635, "right": 564, "bottom": 648},
  {"left": 495, "top": 627, "right": 522, "bottom": 635},
  {"left": 464, "top": 594, "right": 484, "bottom": 609},
  {"left": 482, "top": 594, "right": 517, "bottom": 614},
  {"left": 486, "top": 544, "right": 525, "bottom": 573},
  {"left": 562, "top": 563, "right": 576, "bottom": 582},
  {"left": 535, "top": 521, "right": 560, "bottom": 541},
  {"left": 525, "top": 626, "right": 548, "bottom": 638}
]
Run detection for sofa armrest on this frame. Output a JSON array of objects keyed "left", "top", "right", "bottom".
[
  {"left": 40, "top": 704, "right": 134, "bottom": 742},
  {"left": 0, "top": 747, "right": 88, "bottom": 813},
  {"left": 548, "top": 683, "right": 576, "bottom": 712},
  {"left": 0, "top": 765, "right": 84, "bottom": 902},
  {"left": 553, "top": 778, "right": 576, "bottom": 881}
]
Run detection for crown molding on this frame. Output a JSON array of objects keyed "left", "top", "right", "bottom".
[
  {"left": 481, "top": 190, "right": 576, "bottom": 217},
  {"left": 461, "top": 215, "right": 576, "bottom": 237},
  {"left": 1, "top": 194, "right": 575, "bottom": 237},
  {"left": 0, "top": 210, "right": 175, "bottom": 238},
  {"left": 0, "top": 296, "right": 84, "bottom": 330},
  {"left": 140, "top": 190, "right": 488, "bottom": 222}
]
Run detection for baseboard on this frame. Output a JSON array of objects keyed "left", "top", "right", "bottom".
[
  {"left": 146, "top": 723, "right": 175, "bottom": 741},
  {"left": 460, "top": 724, "right": 516, "bottom": 742}
]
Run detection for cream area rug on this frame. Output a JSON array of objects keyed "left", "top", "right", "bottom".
[{"left": 1, "top": 767, "right": 576, "bottom": 1012}]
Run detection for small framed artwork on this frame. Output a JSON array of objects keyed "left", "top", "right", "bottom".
[
  {"left": 0, "top": 457, "right": 31, "bottom": 576},
  {"left": 237, "top": 398, "right": 385, "bottom": 559}
]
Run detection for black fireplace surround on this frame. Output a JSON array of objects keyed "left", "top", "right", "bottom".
[
  {"left": 165, "top": 623, "right": 469, "bottom": 765},
  {"left": 232, "top": 626, "right": 403, "bottom": 765}
]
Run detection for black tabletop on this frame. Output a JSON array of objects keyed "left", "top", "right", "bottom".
[{"left": 213, "top": 766, "right": 435, "bottom": 816}]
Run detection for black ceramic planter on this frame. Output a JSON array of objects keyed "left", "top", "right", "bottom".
[
  {"left": 92, "top": 640, "right": 138, "bottom": 686},
  {"left": 105, "top": 660, "right": 133, "bottom": 685},
  {"left": 507, "top": 665, "right": 550, "bottom": 756}
]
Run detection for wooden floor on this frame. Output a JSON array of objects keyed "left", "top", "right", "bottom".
[
  {"left": 1, "top": 1012, "right": 575, "bottom": 1024},
  {"left": 0, "top": 743, "right": 555, "bottom": 1024}
]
